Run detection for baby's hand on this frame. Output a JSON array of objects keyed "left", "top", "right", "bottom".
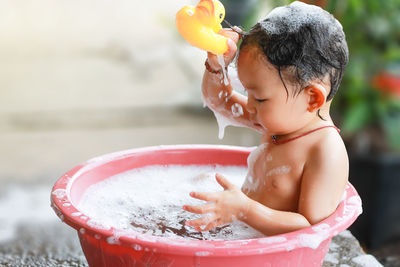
[
  {"left": 183, "top": 173, "right": 250, "bottom": 231},
  {"left": 207, "top": 28, "right": 241, "bottom": 72}
]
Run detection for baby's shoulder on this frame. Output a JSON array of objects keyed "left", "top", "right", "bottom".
[{"left": 307, "top": 127, "right": 348, "bottom": 166}]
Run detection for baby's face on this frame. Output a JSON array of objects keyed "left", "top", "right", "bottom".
[{"left": 237, "top": 46, "right": 312, "bottom": 136}]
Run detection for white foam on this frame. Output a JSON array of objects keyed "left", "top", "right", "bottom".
[
  {"left": 203, "top": 66, "right": 247, "bottom": 139},
  {"left": 77, "top": 165, "right": 264, "bottom": 240},
  {"left": 257, "top": 236, "right": 286, "bottom": 244},
  {"left": 347, "top": 195, "right": 362, "bottom": 206},
  {"left": 297, "top": 222, "right": 330, "bottom": 249},
  {"left": 86, "top": 219, "right": 111, "bottom": 230},
  {"left": 212, "top": 110, "right": 242, "bottom": 139},
  {"left": 231, "top": 103, "right": 244, "bottom": 117},
  {"left": 227, "top": 66, "right": 246, "bottom": 94},
  {"left": 217, "top": 54, "right": 229, "bottom": 86},
  {"left": 242, "top": 144, "right": 268, "bottom": 193},
  {"left": 260, "top": 1, "right": 342, "bottom": 35},
  {"left": 201, "top": 212, "right": 215, "bottom": 224},
  {"left": 242, "top": 174, "right": 259, "bottom": 194},
  {"left": 265, "top": 165, "right": 291, "bottom": 177},
  {"left": 106, "top": 236, "right": 119, "bottom": 245},
  {"left": 224, "top": 91, "right": 230, "bottom": 102},
  {"left": 195, "top": 251, "right": 212, "bottom": 256},
  {"left": 296, "top": 233, "right": 325, "bottom": 249},
  {"left": 312, "top": 223, "right": 330, "bottom": 233},
  {"left": 132, "top": 244, "right": 142, "bottom": 251},
  {"left": 52, "top": 189, "right": 66, "bottom": 199}
]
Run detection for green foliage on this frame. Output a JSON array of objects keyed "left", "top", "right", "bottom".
[{"left": 326, "top": 0, "right": 400, "bottom": 151}]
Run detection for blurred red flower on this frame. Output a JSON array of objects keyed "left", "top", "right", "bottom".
[{"left": 372, "top": 72, "right": 400, "bottom": 98}]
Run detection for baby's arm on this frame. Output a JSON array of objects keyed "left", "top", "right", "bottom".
[
  {"left": 298, "top": 136, "right": 349, "bottom": 224},
  {"left": 184, "top": 174, "right": 311, "bottom": 234},
  {"left": 202, "top": 30, "right": 263, "bottom": 133}
]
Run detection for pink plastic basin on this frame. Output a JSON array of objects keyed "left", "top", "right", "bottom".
[{"left": 51, "top": 145, "right": 362, "bottom": 267}]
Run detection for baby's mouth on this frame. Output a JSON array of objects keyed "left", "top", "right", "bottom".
[{"left": 254, "top": 123, "right": 262, "bottom": 127}]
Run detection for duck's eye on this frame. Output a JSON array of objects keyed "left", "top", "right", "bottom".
[{"left": 219, "top": 13, "right": 223, "bottom": 19}]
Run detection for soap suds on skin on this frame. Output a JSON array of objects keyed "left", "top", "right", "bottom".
[
  {"left": 242, "top": 144, "right": 268, "bottom": 193},
  {"left": 231, "top": 103, "right": 244, "bottom": 117},
  {"left": 203, "top": 66, "right": 248, "bottom": 139},
  {"left": 217, "top": 54, "right": 229, "bottom": 85},
  {"left": 242, "top": 174, "right": 259, "bottom": 193},
  {"left": 266, "top": 165, "right": 291, "bottom": 177},
  {"left": 227, "top": 66, "right": 246, "bottom": 94}
]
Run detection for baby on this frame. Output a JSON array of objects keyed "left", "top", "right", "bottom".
[{"left": 182, "top": 1, "right": 350, "bottom": 236}]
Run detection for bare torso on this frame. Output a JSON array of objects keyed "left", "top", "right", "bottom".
[{"left": 242, "top": 128, "right": 345, "bottom": 215}]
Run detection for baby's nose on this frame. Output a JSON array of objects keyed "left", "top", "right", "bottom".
[{"left": 246, "top": 99, "right": 256, "bottom": 114}]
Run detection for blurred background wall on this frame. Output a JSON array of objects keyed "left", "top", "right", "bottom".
[
  {"left": 0, "top": 0, "right": 399, "bottom": 265},
  {"left": 0, "top": 0, "right": 264, "bottom": 185}
]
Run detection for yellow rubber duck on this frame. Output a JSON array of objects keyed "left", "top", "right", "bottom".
[{"left": 176, "top": 0, "right": 228, "bottom": 55}]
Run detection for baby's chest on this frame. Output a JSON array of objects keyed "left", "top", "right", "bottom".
[{"left": 250, "top": 146, "right": 305, "bottom": 200}]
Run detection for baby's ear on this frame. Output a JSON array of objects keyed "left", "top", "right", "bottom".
[{"left": 305, "top": 84, "right": 327, "bottom": 112}]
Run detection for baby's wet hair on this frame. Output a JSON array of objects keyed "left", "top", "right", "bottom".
[{"left": 239, "top": 1, "right": 348, "bottom": 101}]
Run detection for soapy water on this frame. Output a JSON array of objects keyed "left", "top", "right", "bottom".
[
  {"left": 203, "top": 62, "right": 250, "bottom": 139},
  {"left": 77, "top": 165, "right": 264, "bottom": 241},
  {"left": 213, "top": 111, "right": 244, "bottom": 140}
]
